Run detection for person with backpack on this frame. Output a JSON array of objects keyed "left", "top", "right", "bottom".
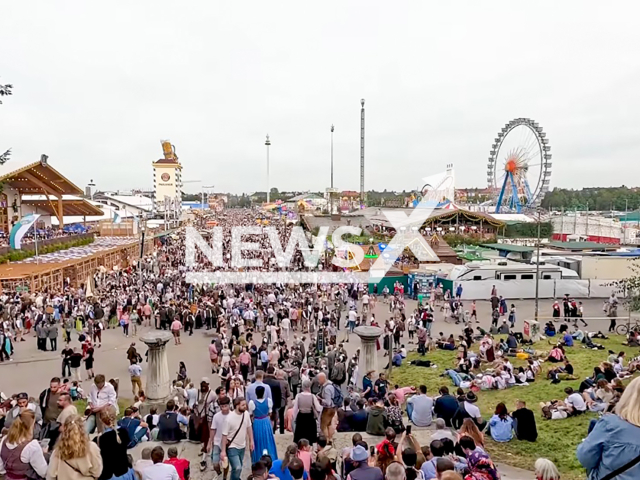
[
  {"left": 117, "top": 407, "right": 149, "bottom": 448},
  {"left": 317, "top": 372, "right": 342, "bottom": 443}
]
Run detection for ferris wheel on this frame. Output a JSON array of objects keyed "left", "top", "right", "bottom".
[{"left": 487, "top": 118, "right": 552, "bottom": 213}]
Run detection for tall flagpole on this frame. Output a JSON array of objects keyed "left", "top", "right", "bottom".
[
  {"left": 360, "top": 99, "right": 365, "bottom": 208},
  {"left": 34, "top": 227, "right": 39, "bottom": 265}
]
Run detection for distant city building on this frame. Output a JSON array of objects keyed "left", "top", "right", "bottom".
[{"left": 455, "top": 187, "right": 493, "bottom": 203}]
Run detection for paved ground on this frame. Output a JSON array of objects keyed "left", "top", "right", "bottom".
[
  {"left": 127, "top": 429, "right": 536, "bottom": 480},
  {"left": 2, "top": 297, "right": 622, "bottom": 479},
  {"left": 1, "top": 298, "right": 624, "bottom": 398}
]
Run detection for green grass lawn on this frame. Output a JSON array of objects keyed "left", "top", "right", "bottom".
[
  {"left": 391, "top": 335, "right": 640, "bottom": 480},
  {"left": 75, "top": 397, "right": 132, "bottom": 418}
]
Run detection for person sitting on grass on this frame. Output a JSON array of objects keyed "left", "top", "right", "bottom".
[
  {"left": 563, "top": 387, "right": 588, "bottom": 416},
  {"left": 434, "top": 386, "right": 459, "bottom": 427},
  {"left": 436, "top": 334, "right": 456, "bottom": 351},
  {"left": 511, "top": 400, "right": 537, "bottom": 442},
  {"left": 572, "top": 327, "right": 585, "bottom": 343},
  {"left": 580, "top": 380, "right": 612, "bottom": 413},
  {"left": 544, "top": 322, "right": 556, "bottom": 337},
  {"left": 488, "top": 403, "right": 513, "bottom": 443},
  {"left": 497, "top": 320, "right": 510, "bottom": 335},
  {"left": 549, "top": 345, "right": 566, "bottom": 363},
  {"left": 540, "top": 400, "right": 571, "bottom": 420},
  {"left": 453, "top": 392, "right": 485, "bottom": 431},
  {"left": 560, "top": 329, "right": 574, "bottom": 347}
]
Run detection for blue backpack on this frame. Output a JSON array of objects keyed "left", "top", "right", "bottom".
[{"left": 330, "top": 383, "right": 344, "bottom": 408}]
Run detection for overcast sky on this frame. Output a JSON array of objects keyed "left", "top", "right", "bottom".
[{"left": 2, "top": 1, "right": 639, "bottom": 195}]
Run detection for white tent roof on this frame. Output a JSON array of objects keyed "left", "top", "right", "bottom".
[
  {"left": 489, "top": 213, "right": 535, "bottom": 223},
  {"left": 50, "top": 202, "right": 135, "bottom": 225},
  {"left": 97, "top": 194, "right": 153, "bottom": 211}
]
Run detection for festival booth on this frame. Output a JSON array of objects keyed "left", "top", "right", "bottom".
[{"left": 367, "top": 266, "right": 407, "bottom": 294}]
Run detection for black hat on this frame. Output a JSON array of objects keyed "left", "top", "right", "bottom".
[{"left": 465, "top": 392, "right": 478, "bottom": 403}]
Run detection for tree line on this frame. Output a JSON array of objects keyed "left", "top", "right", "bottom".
[{"left": 541, "top": 187, "right": 640, "bottom": 211}]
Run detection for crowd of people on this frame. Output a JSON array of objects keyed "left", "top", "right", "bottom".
[
  {"left": 0, "top": 227, "right": 91, "bottom": 248},
  {"left": 0, "top": 208, "right": 639, "bottom": 480}
]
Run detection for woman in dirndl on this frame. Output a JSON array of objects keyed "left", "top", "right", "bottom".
[
  {"left": 292, "top": 380, "right": 321, "bottom": 444},
  {"left": 249, "top": 386, "right": 278, "bottom": 463}
]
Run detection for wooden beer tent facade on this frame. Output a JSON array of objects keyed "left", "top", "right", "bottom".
[
  {"left": 0, "top": 156, "right": 102, "bottom": 230},
  {"left": 0, "top": 239, "right": 154, "bottom": 293},
  {"left": 0, "top": 156, "right": 151, "bottom": 293}
]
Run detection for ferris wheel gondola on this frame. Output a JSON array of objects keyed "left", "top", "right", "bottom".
[{"left": 487, "top": 118, "right": 552, "bottom": 213}]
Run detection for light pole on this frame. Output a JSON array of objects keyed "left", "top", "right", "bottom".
[
  {"left": 265, "top": 134, "right": 271, "bottom": 204},
  {"left": 360, "top": 99, "right": 365, "bottom": 207},
  {"left": 330, "top": 124, "right": 334, "bottom": 189},
  {"left": 330, "top": 124, "right": 334, "bottom": 214},
  {"left": 534, "top": 208, "right": 542, "bottom": 321}
]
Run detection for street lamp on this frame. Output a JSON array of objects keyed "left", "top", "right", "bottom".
[
  {"left": 330, "top": 125, "right": 334, "bottom": 189},
  {"left": 265, "top": 134, "right": 271, "bottom": 203}
]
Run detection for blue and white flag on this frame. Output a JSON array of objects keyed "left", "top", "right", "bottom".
[
  {"left": 10, "top": 214, "right": 40, "bottom": 250},
  {"left": 113, "top": 211, "right": 122, "bottom": 224}
]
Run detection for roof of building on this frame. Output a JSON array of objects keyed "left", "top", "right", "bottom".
[
  {"left": 21, "top": 195, "right": 104, "bottom": 217},
  {"left": 425, "top": 234, "right": 458, "bottom": 259},
  {"left": 0, "top": 158, "right": 84, "bottom": 196},
  {"left": 482, "top": 243, "right": 535, "bottom": 253},
  {"left": 302, "top": 214, "right": 372, "bottom": 234},
  {"left": 548, "top": 241, "right": 619, "bottom": 251},
  {"left": 363, "top": 207, "right": 505, "bottom": 229},
  {"left": 49, "top": 202, "right": 136, "bottom": 226},
  {"left": 153, "top": 158, "right": 182, "bottom": 166},
  {"left": 287, "top": 193, "right": 325, "bottom": 202},
  {"left": 95, "top": 194, "right": 153, "bottom": 211},
  {"left": 489, "top": 213, "right": 535, "bottom": 223}
]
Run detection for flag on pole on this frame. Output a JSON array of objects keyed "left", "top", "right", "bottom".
[
  {"left": 10, "top": 214, "right": 40, "bottom": 250},
  {"left": 113, "top": 211, "right": 122, "bottom": 224}
]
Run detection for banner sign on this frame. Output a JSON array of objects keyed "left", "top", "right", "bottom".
[{"left": 10, "top": 214, "right": 40, "bottom": 250}]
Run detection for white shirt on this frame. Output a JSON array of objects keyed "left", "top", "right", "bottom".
[
  {"left": 88, "top": 383, "right": 118, "bottom": 413},
  {"left": 134, "top": 459, "right": 154, "bottom": 478},
  {"left": 281, "top": 318, "right": 290, "bottom": 330},
  {"left": 348, "top": 310, "right": 357, "bottom": 322},
  {"left": 211, "top": 411, "right": 230, "bottom": 446},
  {"left": 464, "top": 401, "right": 481, "bottom": 419},
  {"left": 566, "top": 393, "right": 587, "bottom": 412},
  {"left": 249, "top": 398, "right": 273, "bottom": 415},
  {"left": 222, "top": 411, "right": 252, "bottom": 449},
  {"left": 142, "top": 462, "right": 179, "bottom": 480}
]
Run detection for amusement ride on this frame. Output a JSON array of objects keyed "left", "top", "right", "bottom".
[{"left": 487, "top": 118, "right": 552, "bottom": 213}]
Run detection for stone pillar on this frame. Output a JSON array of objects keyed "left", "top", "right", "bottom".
[
  {"left": 354, "top": 325, "right": 383, "bottom": 385},
  {"left": 140, "top": 331, "right": 173, "bottom": 401}
]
